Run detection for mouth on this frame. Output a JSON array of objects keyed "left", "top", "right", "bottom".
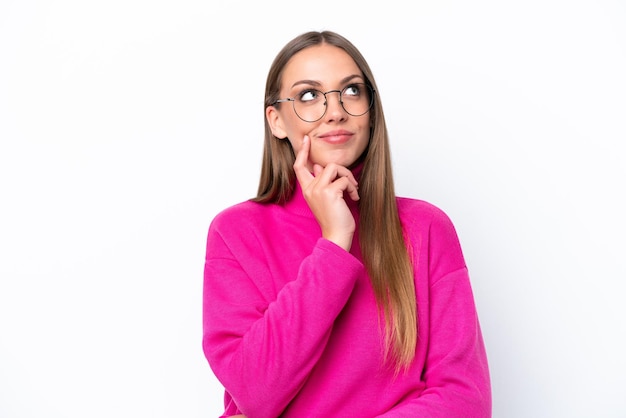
[{"left": 317, "top": 129, "right": 353, "bottom": 144}]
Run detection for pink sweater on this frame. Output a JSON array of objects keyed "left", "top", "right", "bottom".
[{"left": 203, "top": 183, "right": 491, "bottom": 418}]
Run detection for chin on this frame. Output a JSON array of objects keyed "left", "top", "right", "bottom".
[{"left": 313, "top": 153, "right": 362, "bottom": 170}]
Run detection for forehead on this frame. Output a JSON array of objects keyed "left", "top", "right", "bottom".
[{"left": 281, "top": 44, "right": 362, "bottom": 88}]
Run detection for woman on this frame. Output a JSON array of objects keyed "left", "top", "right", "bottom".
[{"left": 203, "top": 30, "right": 491, "bottom": 417}]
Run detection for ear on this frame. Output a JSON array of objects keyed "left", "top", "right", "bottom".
[{"left": 266, "top": 105, "right": 287, "bottom": 139}]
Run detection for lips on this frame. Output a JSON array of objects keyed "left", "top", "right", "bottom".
[{"left": 317, "top": 130, "right": 353, "bottom": 144}]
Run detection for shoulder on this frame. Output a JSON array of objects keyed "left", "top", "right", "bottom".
[
  {"left": 205, "top": 200, "right": 279, "bottom": 258},
  {"left": 208, "top": 199, "right": 270, "bottom": 234},
  {"left": 396, "top": 196, "right": 464, "bottom": 257},
  {"left": 396, "top": 196, "right": 455, "bottom": 230},
  {"left": 212, "top": 199, "right": 262, "bottom": 219}
]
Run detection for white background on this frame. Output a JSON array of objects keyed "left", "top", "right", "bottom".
[{"left": 1, "top": 0, "right": 625, "bottom": 417}]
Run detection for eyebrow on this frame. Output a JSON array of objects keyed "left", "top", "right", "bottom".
[{"left": 290, "top": 74, "right": 364, "bottom": 89}]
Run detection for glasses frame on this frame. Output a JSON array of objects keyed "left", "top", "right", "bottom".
[{"left": 272, "top": 83, "right": 375, "bottom": 123}]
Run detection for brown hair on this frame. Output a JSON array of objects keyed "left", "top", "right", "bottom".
[{"left": 254, "top": 31, "right": 416, "bottom": 372}]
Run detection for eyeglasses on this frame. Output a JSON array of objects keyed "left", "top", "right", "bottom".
[{"left": 272, "top": 83, "right": 375, "bottom": 123}]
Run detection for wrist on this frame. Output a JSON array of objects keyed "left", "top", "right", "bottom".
[{"left": 323, "top": 232, "right": 353, "bottom": 252}]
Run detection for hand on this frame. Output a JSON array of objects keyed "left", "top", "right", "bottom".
[
  {"left": 293, "top": 135, "right": 360, "bottom": 251},
  {"left": 228, "top": 415, "right": 246, "bottom": 418}
]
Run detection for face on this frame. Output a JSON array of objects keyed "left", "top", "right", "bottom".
[{"left": 266, "top": 44, "right": 371, "bottom": 171}]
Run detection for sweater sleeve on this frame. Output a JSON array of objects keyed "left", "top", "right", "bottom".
[
  {"left": 376, "top": 204, "right": 491, "bottom": 417},
  {"left": 376, "top": 268, "right": 491, "bottom": 417},
  {"left": 203, "top": 221, "right": 363, "bottom": 418}
]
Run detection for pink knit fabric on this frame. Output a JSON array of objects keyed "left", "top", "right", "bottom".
[{"left": 203, "top": 183, "right": 491, "bottom": 417}]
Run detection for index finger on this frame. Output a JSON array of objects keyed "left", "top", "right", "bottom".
[{"left": 293, "top": 135, "right": 313, "bottom": 185}]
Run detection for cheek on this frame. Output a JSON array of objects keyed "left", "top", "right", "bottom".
[
  {"left": 356, "top": 128, "right": 371, "bottom": 154},
  {"left": 284, "top": 120, "right": 316, "bottom": 155},
  {"left": 283, "top": 119, "right": 308, "bottom": 144},
  {"left": 287, "top": 137, "right": 301, "bottom": 155}
]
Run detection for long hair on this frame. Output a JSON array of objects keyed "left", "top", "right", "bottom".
[{"left": 254, "top": 31, "right": 416, "bottom": 372}]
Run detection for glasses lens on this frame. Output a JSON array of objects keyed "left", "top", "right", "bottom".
[
  {"left": 293, "top": 89, "right": 325, "bottom": 122},
  {"left": 341, "top": 84, "right": 373, "bottom": 117},
  {"left": 292, "top": 84, "right": 373, "bottom": 122}
]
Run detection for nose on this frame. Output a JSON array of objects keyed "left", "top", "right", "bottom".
[{"left": 323, "top": 90, "right": 346, "bottom": 121}]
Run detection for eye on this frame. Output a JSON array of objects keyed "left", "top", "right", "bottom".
[
  {"left": 343, "top": 84, "right": 362, "bottom": 97},
  {"left": 297, "top": 89, "right": 321, "bottom": 103}
]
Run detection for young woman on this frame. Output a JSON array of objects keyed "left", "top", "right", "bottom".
[{"left": 203, "top": 30, "right": 491, "bottom": 418}]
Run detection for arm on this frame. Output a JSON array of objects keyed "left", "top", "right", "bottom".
[
  {"left": 205, "top": 136, "right": 365, "bottom": 417},
  {"left": 376, "top": 205, "right": 491, "bottom": 417},
  {"left": 376, "top": 268, "right": 491, "bottom": 417},
  {"left": 204, "top": 230, "right": 363, "bottom": 418}
]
